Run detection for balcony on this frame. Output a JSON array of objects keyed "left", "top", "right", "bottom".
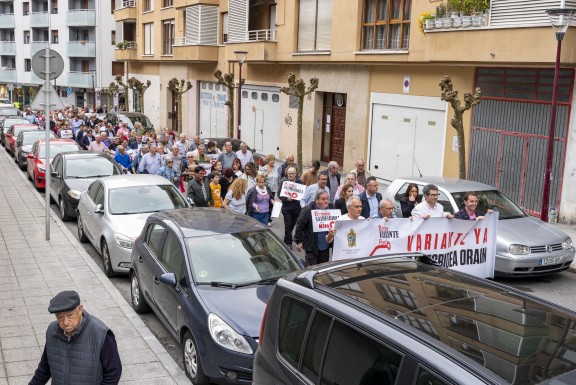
[
  {"left": 67, "top": 41, "right": 96, "bottom": 57},
  {"left": 172, "top": 37, "right": 219, "bottom": 61},
  {"left": 0, "top": 69, "right": 16, "bottom": 82},
  {"left": 29, "top": 12, "right": 49, "bottom": 27},
  {"left": 114, "top": 0, "right": 137, "bottom": 21},
  {"left": 174, "top": 0, "right": 219, "bottom": 7},
  {"left": 0, "top": 13, "right": 14, "bottom": 28},
  {"left": 30, "top": 41, "right": 49, "bottom": 56},
  {"left": 68, "top": 72, "right": 92, "bottom": 88},
  {"left": 0, "top": 41, "right": 15, "bottom": 55},
  {"left": 66, "top": 9, "right": 96, "bottom": 27},
  {"left": 23, "top": 71, "right": 43, "bottom": 85},
  {"left": 114, "top": 41, "right": 137, "bottom": 61}
]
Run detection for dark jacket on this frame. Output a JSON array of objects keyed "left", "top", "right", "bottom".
[
  {"left": 320, "top": 169, "right": 341, "bottom": 194},
  {"left": 278, "top": 177, "right": 304, "bottom": 212},
  {"left": 359, "top": 190, "right": 382, "bottom": 219},
  {"left": 245, "top": 185, "right": 274, "bottom": 217},
  {"left": 294, "top": 202, "right": 334, "bottom": 253},
  {"left": 454, "top": 208, "right": 485, "bottom": 220},
  {"left": 187, "top": 178, "right": 213, "bottom": 207},
  {"left": 334, "top": 198, "right": 348, "bottom": 215},
  {"left": 220, "top": 175, "right": 237, "bottom": 200},
  {"left": 80, "top": 134, "right": 94, "bottom": 150},
  {"left": 29, "top": 310, "right": 122, "bottom": 385},
  {"left": 400, "top": 197, "right": 418, "bottom": 218}
]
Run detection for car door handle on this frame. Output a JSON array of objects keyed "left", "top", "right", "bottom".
[
  {"left": 137, "top": 255, "right": 143, "bottom": 263},
  {"left": 153, "top": 277, "right": 160, "bottom": 284}
]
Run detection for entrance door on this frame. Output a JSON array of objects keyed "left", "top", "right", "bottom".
[{"left": 321, "top": 93, "right": 346, "bottom": 165}]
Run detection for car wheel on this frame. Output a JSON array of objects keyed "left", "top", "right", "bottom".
[
  {"left": 183, "top": 331, "right": 209, "bottom": 385},
  {"left": 33, "top": 173, "right": 41, "bottom": 191},
  {"left": 18, "top": 156, "right": 26, "bottom": 170},
  {"left": 101, "top": 241, "right": 115, "bottom": 278},
  {"left": 130, "top": 272, "right": 150, "bottom": 314},
  {"left": 77, "top": 213, "right": 88, "bottom": 243},
  {"left": 59, "top": 197, "right": 71, "bottom": 222}
]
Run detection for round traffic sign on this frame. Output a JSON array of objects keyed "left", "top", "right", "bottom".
[{"left": 31, "top": 49, "right": 64, "bottom": 80}]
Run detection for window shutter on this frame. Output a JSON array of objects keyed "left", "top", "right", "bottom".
[
  {"left": 186, "top": 6, "right": 200, "bottom": 44},
  {"left": 228, "top": 0, "right": 248, "bottom": 42},
  {"left": 490, "top": 0, "right": 560, "bottom": 27},
  {"left": 144, "top": 23, "right": 153, "bottom": 54},
  {"left": 315, "top": 0, "right": 332, "bottom": 51},
  {"left": 298, "top": 0, "right": 316, "bottom": 51},
  {"left": 199, "top": 5, "right": 218, "bottom": 45}
]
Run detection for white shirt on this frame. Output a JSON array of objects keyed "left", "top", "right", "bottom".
[
  {"left": 411, "top": 201, "right": 450, "bottom": 218},
  {"left": 337, "top": 214, "right": 365, "bottom": 221},
  {"left": 236, "top": 149, "right": 253, "bottom": 168}
]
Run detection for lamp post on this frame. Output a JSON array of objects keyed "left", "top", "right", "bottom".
[
  {"left": 541, "top": 8, "right": 575, "bottom": 222},
  {"left": 234, "top": 50, "right": 248, "bottom": 140},
  {"left": 90, "top": 71, "right": 96, "bottom": 108}
]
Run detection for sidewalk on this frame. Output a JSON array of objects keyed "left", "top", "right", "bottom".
[{"left": 0, "top": 152, "right": 189, "bottom": 384}]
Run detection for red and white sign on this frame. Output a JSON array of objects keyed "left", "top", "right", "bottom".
[
  {"left": 311, "top": 209, "right": 342, "bottom": 233},
  {"left": 280, "top": 181, "right": 306, "bottom": 200}
]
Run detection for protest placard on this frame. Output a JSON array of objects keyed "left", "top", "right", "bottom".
[
  {"left": 311, "top": 209, "right": 342, "bottom": 232},
  {"left": 280, "top": 181, "right": 307, "bottom": 201}
]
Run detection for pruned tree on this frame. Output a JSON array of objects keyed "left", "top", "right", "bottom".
[
  {"left": 439, "top": 75, "right": 482, "bottom": 179},
  {"left": 167, "top": 78, "right": 193, "bottom": 133},
  {"left": 127, "top": 77, "right": 151, "bottom": 113},
  {"left": 280, "top": 73, "right": 319, "bottom": 174},
  {"left": 214, "top": 70, "right": 239, "bottom": 138},
  {"left": 113, "top": 75, "right": 129, "bottom": 111}
]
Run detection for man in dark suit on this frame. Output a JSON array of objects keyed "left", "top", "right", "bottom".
[
  {"left": 359, "top": 177, "right": 382, "bottom": 219},
  {"left": 454, "top": 191, "right": 489, "bottom": 220},
  {"left": 187, "top": 166, "right": 213, "bottom": 207}
]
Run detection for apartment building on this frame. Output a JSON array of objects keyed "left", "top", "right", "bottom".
[
  {"left": 114, "top": 0, "right": 576, "bottom": 222},
  {"left": 0, "top": 0, "right": 116, "bottom": 108}
]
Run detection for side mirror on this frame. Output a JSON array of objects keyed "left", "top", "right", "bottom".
[
  {"left": 159, "top": 273, "right": 177, "bottom": 287},
  {"left": 51, "top": 171, "right": 60, "bottom": 178},
  {"left": 186, "top": 197, "right": 195, "bottom": 207},
  {"left": 94, "top": 204, "right": 104, "bottom": 214}
]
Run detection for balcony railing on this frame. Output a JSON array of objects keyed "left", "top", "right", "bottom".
[
  {"left": 66, "top": 9, "right": 96, "bottom": 26},
  {"left": 116, "top": 40, "right": 137, "bottom": 49},
  {"left": 115, "top": 0, "right": 136, "bottom": 9},
  {"left": 0, "top": 41, "right": 15, "bottom": 55},
  {"left": 0, "top": 13, "right": 15, "bottom": 28},
  {"left": 30, "top": 41, "right": 49, "bottom": 56},
  {"left": 247, "top": 29, "right": 276, "bottom": 41},
  {"left": 67, "top": 41, "right": 96, "bottom": 57},
  {"left": 68, "top": 72, "right": 92, "bottom": 88},
  {"left": 174, "top": 37, "right": 196, "bottom": 46},
  {"left": 0, "top": 69, "right": 16, "bottom": 82},
  {"left": 29, "top": 11, "right": 49, "bottom": 27}
]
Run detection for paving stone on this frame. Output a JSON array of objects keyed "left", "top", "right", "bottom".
[{"left": 2, "top": 347, "right": 42, "bottom": 363}]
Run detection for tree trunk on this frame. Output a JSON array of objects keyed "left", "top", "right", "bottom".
[
  {"left": 453, "top": 111, "right": 466, "bottom": 179},
  {"left": 297, "top": 98, "right": 304, "bottom": 174},
  {"left": 228, "top": 88, "right": 234, "bottom": 138},
  {"left": 177, "top": 93, "right": 183, "bottom": 133}
]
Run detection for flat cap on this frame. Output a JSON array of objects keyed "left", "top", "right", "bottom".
[{"left": 48, "top": 290, "right": 80, "bottom": 314}]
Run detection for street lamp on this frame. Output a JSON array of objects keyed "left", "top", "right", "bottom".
[
  {"left": 541, "top": 8, "right": 576, "bottom": 222},
  {"left": 234, "top": 50, "right": 248, "bottom": 140}
]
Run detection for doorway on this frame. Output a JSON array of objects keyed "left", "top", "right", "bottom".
[{"left": 321, "top": 93, "right": 346, "bottom": 166}]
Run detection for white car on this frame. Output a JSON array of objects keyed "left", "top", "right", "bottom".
[
  {"left": 76, "top": 174, "right": 190, "bottom": 277},
  {"left": 0, "top": 98, "right": 14, "bottom": 107}
]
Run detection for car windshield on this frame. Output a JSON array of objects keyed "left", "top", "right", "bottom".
[
  {"left": 119, "top": 115, "right": 153, "bottom": 130},
  {"left": 23, "top": 131, "right": 53, "bottom": 145},
  {"left": 65, "top": 157, "right": 121, "bottom": 178},
  {"left": 108, "top": 184, "right": 187, "bottom": 214},
  {"left": 187, "top": 231, "right": 300, "bottom": 285},
  {"left": 451, "top": 189, "right": 527, "bottom": 220},
  {"left": 38, "top": 143, "right": 79, "bottom": 158},
  {"left": 14, "top": 126, "right": 36, "bottom": 137}
]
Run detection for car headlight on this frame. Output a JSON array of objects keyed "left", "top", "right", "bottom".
[
  {"left": 563, "top": 238, "right": 573, "bottom": 250},
  {"left": 208, "top": 313, "right": 253, "bottom": 354},
  {"left": 37, "top": 165, "right": 45, "bottom": 172},
  {"left": 115, "top": 233, "right": 134, "bottom": 249},
  {"left": 67, "top": 190, "right": 81, "bottom": 200},
  {"left": 509, "top": 244, "right": 530, "bottom": 255}
]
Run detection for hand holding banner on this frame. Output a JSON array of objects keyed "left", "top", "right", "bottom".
[{"left": 280, "top": 181, "right": 307, "bottom": 201}]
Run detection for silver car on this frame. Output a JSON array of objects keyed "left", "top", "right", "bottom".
[
  {"left": 77, "top": 175, "right": 189, "bottom": 277},
  {"left": 383, "top": 177, "right": 575, "bottom": 277}
]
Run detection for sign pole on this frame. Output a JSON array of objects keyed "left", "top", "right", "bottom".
[{"left": 44, "top": 46, "right": 51, "bottom": 240}]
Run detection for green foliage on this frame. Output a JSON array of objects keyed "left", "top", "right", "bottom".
[
  {"left": 448, "top": 0, "right": 490, "bottom": 15},
  {"left": 419, "top": 12, "right": 435, "bottom": 33}
]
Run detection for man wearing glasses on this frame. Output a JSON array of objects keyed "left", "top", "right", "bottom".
[{"left": 411, "top": 184, "right": 454, "bottom": 219}]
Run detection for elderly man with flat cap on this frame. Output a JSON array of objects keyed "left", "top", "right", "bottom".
[{"left": 29, "top": 290, "right": 122, "bottom": 385}]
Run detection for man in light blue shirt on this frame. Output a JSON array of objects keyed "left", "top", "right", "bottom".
[
  {"left": 137, "top": 144, "right": 162, "bottom": 175},
  {"left": 300, "top": 173, "right": 329, "bottom": 208},
  {"left": 217, "top": 141, "right": 237, "bottom": 169}
]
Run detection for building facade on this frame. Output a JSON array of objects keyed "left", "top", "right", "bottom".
[
  {"left": 114, "top": 0, "right": 576, "bottom": 223},
  {"left": 0, "top": 0, "right": 116, "bottom": 108}
]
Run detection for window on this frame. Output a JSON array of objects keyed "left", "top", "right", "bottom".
[
  {"left": 272, "top": 94, "right": 279, "bottom": 102},
  {"left": 362, "top": 0, "right": 411, "bottom": 50},
  {"left": 160, "top": 233, "right": 187, "bottom": 288},
  {"left": 24, "top": 59, "right": 31, "bottom": 72},
  {"left": 23, "top": 2, "right": 29, "bottom": 15},
  {"left": 51, "top": 30, "right": 58, "bottom": 44},
  {"left": 144, "top": 0, "right": 153, "bottom": 12},
  {"left": 87, "top": 182, "right": 101, "bottom": 202},
  {"left": 51, "top": 0, "right": 58, "bottom": 13},
  {"left": 251, "top": 92, "right": 258, "bottom": 100},
  {"left": 162, "top": 0, "right": 173, "bottom": 7},
  {"left": 298, "top": 0, "right": 332, "bottom": 51},
  {"left": 222, "top": 12, "right": 228, "bottom": 43},
  {"left": 415, "top": 367, "right": 452, "bottom": 385},
  {"left": 144, "top": 23, "right": 154, "bottom": 55},
  {"left": 302, "top": 312, "right": 332, "bottom": 383},
  {"left": 278, "top": 297, "right": 313, "bottom": 368},
  {"left": 146, "top": 224, "right": 165, "bottom": 257},
  {"left": 24, "top": 31, "right": 30, "bottom": 44},
  {"left": 242, "top": 91, "right": 248, "bottom": 98},
  {"left": 162, "top": 19, "right": 175, "bottom": 55},
  {"left": 261, "top": 93, "right": 268, "bottom": 101}
]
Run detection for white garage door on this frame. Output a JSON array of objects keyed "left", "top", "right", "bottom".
[
  {"left": 241, "top": 85, "right": 281, "bottom": 158},
  {"left": 199, "top": 81, "right": 228, "bottom": 138},
  {"left": 368, "top": 93, "right": 447, "bottom": 182}
]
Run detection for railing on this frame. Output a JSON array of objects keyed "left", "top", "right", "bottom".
[
  {"left": 66, "top": 9, "right": 96, "bottom": 26},
  {"left": 174, "top": 37, "right": 198, "bottom": 46},
  {"left": 116, "top": 40, "right": 137, "bottom": 49},
  {"left": 67, "top": 41, "right": 96, "bottom": 57},
  {"left": 29, "top": 11, "right": 49, "bottom": 27},
  {"left": 68, "top": 71, "right": 93, "bottom": 88},
  {"left": 0, "top": 69, "right": 16, "bottom": 82},
  {"left": 0, "top": 41, "right": 15, "bottom": 55},
  {"left": 30, "top": 41, "right": 49, "bottom": 55},
  {"left": 0, "top": 13, "right": 15, "bottom": 28},
  {"left": 116, "top": 0, "right": 136, "bottom": 9},
  {"left": 248, "top": 29, "right": 276, "bottom": 41}
]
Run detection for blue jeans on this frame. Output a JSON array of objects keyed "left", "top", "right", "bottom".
[{"left": 251, "top": 211, "right": 270, "bottom": 225}]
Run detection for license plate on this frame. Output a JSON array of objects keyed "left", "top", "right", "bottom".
[{"left": 540, "top": 256, "right": 563, "bottom": 266}]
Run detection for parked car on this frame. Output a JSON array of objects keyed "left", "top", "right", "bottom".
[
  {"left": 383, "top": 177, "right": 575, "bottom": 277},
  {"left": 0, "top": 117, "right": 28, "bottom": 146},
  {"left": 0, "top": 106, "right": 20, "bottom": 118},
  {"left": 26, "top": 139, "right": 80, "bottom": 190},
  {"left": 49, "top": 151, "right": 123, "bottom": 221},
  {"left": 254, "top": 254, "right": 576, "bottom": 385},
  {"left": 15, "top": 130, "right": 56, "bottom": 169},
  {"left": 77, "top": 175, "right": 189, "bottom": 277},
  {"left": 105, "top": 112, "right": 154, "bottom": 132},
  {"left": 130, "top": 208, "right": 304, "bottom": 384},
  {"left": 5, "top": 123, "right": 38, "bottom": 156},
  {"left": 202, "top": 137, "right": 266, "bottom": 165},
  {"left": 0, "top": 98, "right": 14, "bottom": 107}
]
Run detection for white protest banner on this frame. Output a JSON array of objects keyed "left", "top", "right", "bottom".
[
  {"left": 311, "top": 209, "right": 342, "bottom": 232},
  {"left": 271, "top": 202, "right": 283, "bottom": 218},
  {"left": 207, "top": 154, "right": 219, "bottom": 164},
  {"left": 332, "top": 214, "right": 498, "bottom": 278},
  {"left": 199, "top": 163, "right": 212, "bottom": 174},
  {"left": 280, "top": 181, "right": 307, "bottom": 201}
]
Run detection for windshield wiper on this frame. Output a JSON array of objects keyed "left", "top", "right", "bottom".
[
  {"left": 84, "top": 174, "right": 110, "bottom": 178},
  {"left": 210, "top": 278, "right": 278, "bottom": 289}
]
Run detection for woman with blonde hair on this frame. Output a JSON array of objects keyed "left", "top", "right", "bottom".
[{"left": 223, "top": 178, "right": 248, "bottom": 214}]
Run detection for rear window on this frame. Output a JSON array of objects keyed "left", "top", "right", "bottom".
[
  {"left": 278, "top": 297, "right": 313, "bottom": 367},
  {"left": 38, "top": 143, "right": 79, "bottom": 158}
]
